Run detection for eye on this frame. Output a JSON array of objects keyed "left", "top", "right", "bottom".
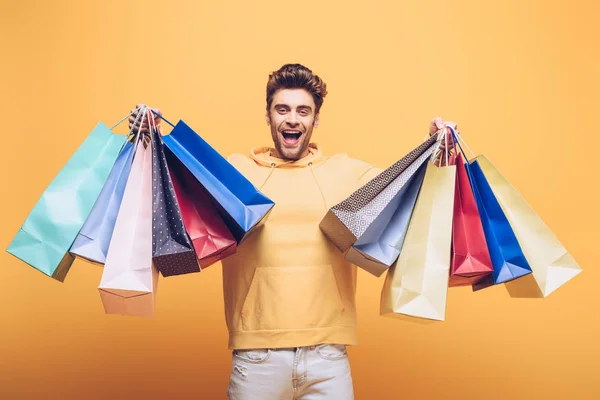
[
  {"left": 299, "top": 110, "right": 308, "bottom": 116},
  {"left": 277, "top": 108, "right": 287, "bottom": 114}
]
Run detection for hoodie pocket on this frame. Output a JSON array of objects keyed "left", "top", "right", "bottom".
[{"left": 241, "top": 265, "right": 345, "bottom": 331}]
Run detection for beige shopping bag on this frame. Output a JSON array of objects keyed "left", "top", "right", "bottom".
[
  {"left": 474, "top": 156, "right": 582, "bottom": 298},
  {"left": 380, "top": 160, "right": 456, "bottom": 321}
]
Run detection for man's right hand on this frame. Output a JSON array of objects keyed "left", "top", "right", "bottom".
[{"left": 129, "top": 104, "right": 162, "bottom": 133}]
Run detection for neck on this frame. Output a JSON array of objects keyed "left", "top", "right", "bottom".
[{"left": 271, "top": 147, "right": 310, "bottom": 161}]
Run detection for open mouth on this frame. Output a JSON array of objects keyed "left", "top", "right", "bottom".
[{"left": 281, "top": 130, "right": 302, "bottom": 146}]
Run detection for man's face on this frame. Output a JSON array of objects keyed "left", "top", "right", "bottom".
[{"left": 266, "top": 88, "right": 319, "bottom": 160}]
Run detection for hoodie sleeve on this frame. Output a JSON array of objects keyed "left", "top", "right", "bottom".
[
  {"left": 324, "top": 154, "right": 384, "bottom": 192},
  {"left": 357, "top": 165, "right": 384, "bottom": 188}
]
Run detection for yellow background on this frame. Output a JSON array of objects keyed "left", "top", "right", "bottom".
[{"left": 1, "top": 0, "right": 598, "bottom": 398}]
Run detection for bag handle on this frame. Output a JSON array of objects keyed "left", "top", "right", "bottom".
[
  {"left": 430, "top": 128, "right": 445, "bottom": 163},
  {"left": 446, "top": 128, "right": 459, "bottom": 166},
  {"left": 131, "top": 106, "right": 150, "bottom": 152},
  {"left": 151, "top": 109, "right": 176, "bottom": 129},
  {"left": 126, "top": 106, "right": 145, "bottom": 140},
  {"left": 449, "top": 126, "right": 475, "bottom": 160},
  {"left": 430, "top": 126, "right": 457, "bottom": 166},
  {"left": 110, "top": 105, "right": 146, "bottom": 153},
  {"left": 448, "top": 126, "right": 484, "bottom": 211},
  {"left": 110, "top": 106, "right": 143, "bottom": 131},
  {"left": 148, "top": 106, "right": 161, "bottom": 140}
]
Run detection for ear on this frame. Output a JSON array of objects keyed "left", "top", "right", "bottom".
[
  {"left": 265, "top": 110, "right": 271, "bottom": 126},
  {"left": 314, "top": 113, "right": 320, "bottom": 129}
]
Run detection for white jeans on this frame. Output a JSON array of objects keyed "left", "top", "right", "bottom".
[{"left": 227, "top": 344, "right": 354, "bottom": 399}]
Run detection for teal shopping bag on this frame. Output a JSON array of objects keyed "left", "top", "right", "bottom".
[{"left": 7, "top": 113, "right": 133, "bottom": 281}]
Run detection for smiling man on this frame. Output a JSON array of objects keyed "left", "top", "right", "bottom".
[
  {"left": 265, "top": 78, "right": 321, "bottom": 160},
  {"left": 131, "top": 63, "right": 447, "bottom": 399}
]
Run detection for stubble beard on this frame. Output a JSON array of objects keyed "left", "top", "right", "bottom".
[{"left": 271, "top": 124, "right": 313, "bottom": 161}]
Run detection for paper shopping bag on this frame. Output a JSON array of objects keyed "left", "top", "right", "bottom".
[
  {"left": 345, "top": 160, "right": 427, "bottom": 277},
  {"left": 380, "top": 161, "right": 456, "bottom": 321},
  {"left": 70, "top": 141, "right": 135, "bottom": 265},
  {"left": 167, "top": 151, "right": 237, "bottom": 269},
  {"left": 320, "top": 135, "right": 438, "bottom": 253},
  {"left": 475, "top": 155, "right": 582, "bottom": 297},
  {"left": 7, "top": 122, "right": 126, "bottom": 281},
  {"left": 160, "top": 118, "right": 274, "bottom": 243},
  {"left": 449, "top": 153, "right": 494, "bottom": 286},
  {"left": 468, "top": 158, "right": 533, "bottom": 285},
  {"left": 99, "top": 135, "right": 158, "bottom": 317},
  {"left": 150, "top": 127, "right": 199, "bottom": 277}
]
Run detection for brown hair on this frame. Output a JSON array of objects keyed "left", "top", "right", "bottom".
[{"left": 266, "top": 63, "right": 328, "bottom": 114}]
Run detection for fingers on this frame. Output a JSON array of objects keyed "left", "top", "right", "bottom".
[
  {"left": 128, "top": 105, "right": 162, "bottom": 133},
  {"left": 129, "top": 122, "right": 150, "bottom": 134},
  {"left": 444, "top": 121, "right": 458, "bottom": 130},
  {"left": 129, "top": 113, "right": 150, "bottom": 133},
  {"left": 429, "top": 116, "right": 444, "bottom": 136},
  {"left": 429, "top": 117, "right": 461, "bottom": 140},
  {"left": 150, "top": 108, "right": 162, "bottom": 128},
  {"left": 435, "top": 117, "right": 445, "bottom": 130}
]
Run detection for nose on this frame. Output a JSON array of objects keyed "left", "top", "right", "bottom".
[{"left": 285, "top": 111, "right": 300, "bottom": 126}]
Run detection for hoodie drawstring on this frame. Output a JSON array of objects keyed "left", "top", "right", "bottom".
[
  {"left": 259, "top": 163, "right": 276, "bottom": 190},
  {"left": 309, "top": 162, "right": 328, "bottom": 212}
]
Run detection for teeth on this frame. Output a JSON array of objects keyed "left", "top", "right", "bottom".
[{"left": 282, "top": 130, "right": 301, "bottom": 134}]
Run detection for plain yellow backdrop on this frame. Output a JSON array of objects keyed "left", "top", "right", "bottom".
[{"left": 1, "top": 0, "right": 599, "bottom": 399}]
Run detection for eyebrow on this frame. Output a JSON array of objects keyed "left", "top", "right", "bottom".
[{"left": 273, "top": 104, "right": 313, "bottom": 111}]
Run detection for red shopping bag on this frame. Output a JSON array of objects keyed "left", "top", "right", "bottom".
[
  {"left": 167, "top": 152, "right": 237, "bottom": 268},
  {"left": 449, "top": 152, "right": 494, "bottom": 286}
]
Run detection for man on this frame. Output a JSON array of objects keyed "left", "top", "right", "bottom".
[{"left": 130, "top": 63, "right": 449, "bottom": 399}]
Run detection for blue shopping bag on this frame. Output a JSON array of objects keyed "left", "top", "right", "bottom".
[
  {"left": 449, "top": 128, "right": 532, "bottom": 285},
  {"left": 7, "top": 118, "right": 129, "bottom": 281},
  {"left": 158, "top": 115, "right": 274, "bottom": 243},
  {"left": 69, "top": 140, "right": 135, "bottom": 265}
]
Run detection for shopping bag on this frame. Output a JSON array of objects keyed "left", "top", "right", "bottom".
[
  {"left": 380, "top": 157, "right": 456, "bottom": 321},
  {"left": 320, "top": 134, "right": 438, "bottom": 253},
  {"left": 150, "top": 126, "right": 199, "bottom": 277},
  {"left": 70, "top": 110, "right": 148, "bottom": 265},
  {"left": 468, "top": 158, "right": 533, "bottom": 285},
  {"left": 158, "top": 115, "right": 274, "bottom": 243},
  {"left": 167, "top": 150, "right": 237, "bottom": 269},
  {"left": 474, "top": 155, "right": 582, "bottom": 297},
  {"left": 449, "top": 153, "right": 494, "bottom": 286},
  {"left": 7, "top": 119, "right": 128, "bottom": 281},
  {"left": 98, "top": 129, "right": 158, "bottom": 317},
  {"left": 345, "top": 160, "right": 427, "bottom": 277},
  {"left": 69, "top": 141, "right": 135, "bottom": 265}
]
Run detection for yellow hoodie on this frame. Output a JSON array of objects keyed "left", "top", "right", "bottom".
[{"left": 223, "top": 144, "right": 382, "bottom": 350}]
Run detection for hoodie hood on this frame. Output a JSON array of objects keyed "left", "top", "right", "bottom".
[{"left": 250, "top": 143, "right": 325, "bottom": 168}]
